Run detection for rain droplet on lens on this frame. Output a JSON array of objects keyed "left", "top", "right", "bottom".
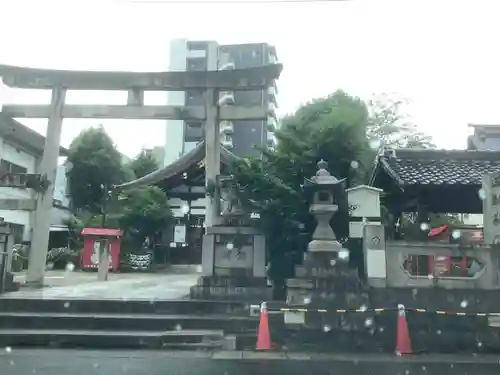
[
  {"left": 478, "top": 188, "right": 486, "bottom": 200},
  {"left": 419, "top": 222, "right": 430, "bottom": 231},
  {"left": 65, "top": 262, "right": 75, "bottom": 272},
  {"left": 369, "top": 139, "right": 381, "bottom": 150}
]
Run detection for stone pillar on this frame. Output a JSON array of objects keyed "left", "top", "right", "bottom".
[
  {"left": 26, "top": 88, "right": 66, "bottom": 286},
  {"left": 346, "top": 185, "right": 383, "bottom": 278},
  {"left": 204, "top": 88, "right": 220, "bottom": 229},
  {"left": 482, "top": 172, "right": 500, "bottom": 245},
  {"left": 201, "top": 88, "right": 220, "bottom": 276},
  {"left": 363, "top": 224, "right": 387, "bottom": 288}
]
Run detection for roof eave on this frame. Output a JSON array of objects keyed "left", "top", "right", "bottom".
[{"left": 113, "top": 141, "right": 240, "bottom": 191}]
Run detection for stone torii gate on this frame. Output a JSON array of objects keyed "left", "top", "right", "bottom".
[{"left": 0, "top": 63, "right": 282, "bottom": 286}]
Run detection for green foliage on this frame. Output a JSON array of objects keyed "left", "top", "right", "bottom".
[
  {"left": 232, "top": 91, "right": 435, "bottom": 282},
  {"left": 67, "top": 126, "right": 125, "bottom": 214},
  {"left": 117, "top": 186, "right": 172, "bottom": 247},
  {"left": 232, "top": 90, "right": 370, "bottom": 279},
  {"left": 129, "top": 149, "right": 159, "bottom": 179},
  {"left": 367, "top": 94, "right": 435, "bottom": 149}
]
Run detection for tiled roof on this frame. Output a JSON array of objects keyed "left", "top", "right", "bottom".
[
  {"left": 0, "top": 113, "right": 69, "bottom": 156},
  {"left": 374, "top": 149, "right": 500, "bottom": 186}
]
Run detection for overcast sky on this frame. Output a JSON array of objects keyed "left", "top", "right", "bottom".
[{"left": 1, "top": 0, "right": 500, "bottom": 157}]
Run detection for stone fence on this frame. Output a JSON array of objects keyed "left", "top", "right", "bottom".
[{"left": 364, "top": 224, "right": 500, "bottom": 290}]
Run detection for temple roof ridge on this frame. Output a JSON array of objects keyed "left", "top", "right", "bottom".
[{"left": 114, "top": 141, "right": 239, "bottom": 190}]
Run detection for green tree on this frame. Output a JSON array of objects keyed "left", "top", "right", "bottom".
[
  {"left": 129, "top": 149, "right": 159, "bottom": 179},
  {"left": 117, "top": 186, "right": 172, "bottom": 248},
  {"left": 67, "top": 126, "right": 124, "bottom": 214},
  {"left": 232, "top": 90, "right": 370, "bottom": 290},
  {"left": 367, "top": 94, "right": 435, "bottom": 150}
]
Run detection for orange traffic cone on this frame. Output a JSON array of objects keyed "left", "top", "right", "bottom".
[
  {"left": 395, "top": 304, "right": 413, "bottom": 355},
  {"left": 256, "top": 302, "right": 272, "bottom": 351}
]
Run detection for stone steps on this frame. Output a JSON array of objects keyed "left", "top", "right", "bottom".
[
  {"left": 0, "top": 298, "right": 250, "bottom": 315},
  {"left": 0, "top": 312, "right": 258, "bottom": 333},
  {"left": 0, "top": 297, "right": 258, "bottom": 350},
  {"left": 0, "top": 328, "right": 225, "bottom": 350}
]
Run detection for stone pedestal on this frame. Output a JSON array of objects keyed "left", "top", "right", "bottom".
[
  {"left": 286, "top": 250, "right": 366, "bottom": 329},
  {"left": 190, "top": 226, "right": 271, "bottom": 301}
]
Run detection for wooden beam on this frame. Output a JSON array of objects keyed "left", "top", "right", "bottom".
[
  {"left": 0, "top": 64, "right": 283, "bottom": 91},
  {"left": 2, "top": 105, "right": 268, "bottom": 121}
]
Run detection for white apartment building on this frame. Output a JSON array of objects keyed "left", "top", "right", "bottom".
[
  {"left": 0, "top": 114, "right": 71, "bottom": 243},
  {"left": 163, "top": 38, "right": 279, "bottom": 167}
]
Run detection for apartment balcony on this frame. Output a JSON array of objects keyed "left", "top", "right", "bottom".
[
  {"left": 221, "top": 135, "right": 234, "bottom": 149},
  {"left": 219, "top": 91, "right": 235, "bottom": 105},
  {"left": 267, "top": 130, "right": 276, "bottom": 146},
  {"left": 268, "top": 84, "right": 278, "bottom": 97},
  {"left": 267, "top": 101, "right": 277, "bottom": 116},
  {"left": 267, "top": 117, "right": 277, "bottom": 132},
  {"left": 218, "top": 52, "right": 235, "bottom": 71},
  {"left": 220, "top": 120, "right": 234, "bottom": 134},
  {"left": 268, "top": 52, "right": 278, "bottom": 65}
]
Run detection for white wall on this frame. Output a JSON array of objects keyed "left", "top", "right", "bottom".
[
  {"left": 0, "top": 138, "right": 38, "bottom": 240},
  {"left": 0, "top": 137, "right": 72, "bottom": 240}
]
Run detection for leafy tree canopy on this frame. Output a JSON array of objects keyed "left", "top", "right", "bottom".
[
  {"left": 231, "top": 90, "right": 437, "bottom": 284},
  {"left": 129, "top": 149, "right": 159, "bottom": 179},
  {"left": 367, "top": 94, "right": 435, "bottom": 149},
  {"left": 67, "top": 126, "right": 125, "bottom": 214},
  {"left": 117, "top": 186, "right": 172, "bottom": 247},
  {"left": 232, "top": 90, "right": 370, "bottom": 278}
]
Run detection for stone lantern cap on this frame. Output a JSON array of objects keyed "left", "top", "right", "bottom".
[{"left": 303, "top": 159, "right": 346, "bottom": 189}]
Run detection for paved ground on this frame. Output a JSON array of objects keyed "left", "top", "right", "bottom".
[
  {"left": 5, "top": 271, "right": 199, "bottom": 300},
  {"left": 1, "top": 350, "right": 500, "bottom": 375}
]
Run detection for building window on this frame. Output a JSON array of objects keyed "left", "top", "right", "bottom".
[
  {"left": 184, "top": 121, "right": 204, "bottom": 142},
  {"left": 7, "top": 223, "right": 24, "bottom": 244},
  {"left": 0, "top": 160, "right": 27, "bottom": 174},
  {"left": 187, "top": 41, "right": 208, "bottom": 50},
  {"left": 185, "top": 90, "right": 204, "bottom": 106},
  {"left": 186, "top": 58, "right": 207, "bottom": 71}
]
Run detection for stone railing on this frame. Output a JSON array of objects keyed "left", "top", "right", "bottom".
[{"left": 384, "top": 241, "right": 500, "bottom": 289}]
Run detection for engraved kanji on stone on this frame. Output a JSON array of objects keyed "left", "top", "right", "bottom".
[
  {"left": 493, "top": 212, "right": 500, "bottom": 226},
  {"left": 493, "top": 194, "right": 500, "bottom": 206}
]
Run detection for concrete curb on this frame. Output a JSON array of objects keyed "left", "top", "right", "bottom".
[{"left": 6, "top": 349, "right": 500, "bottom": 364}]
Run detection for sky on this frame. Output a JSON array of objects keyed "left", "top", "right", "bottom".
[{"left": 1, "top": 0, "right": 500, "bottom": 157}]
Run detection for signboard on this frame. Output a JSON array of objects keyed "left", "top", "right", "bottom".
[
  {"left": 173, "top": 225, "right": 186, "bottom": 243},
  {"left": 482, "top": 173, "right": 500, "bottom": 245}
]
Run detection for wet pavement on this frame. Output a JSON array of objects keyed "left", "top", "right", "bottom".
[
  {"left": 1, "top": 350, "right": 500, "bottom": 375},
  {"left": 5, "top": 273, "right": 199, "bottom": 300}
]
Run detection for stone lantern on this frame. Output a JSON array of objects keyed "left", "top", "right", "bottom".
[
  {"left": 284, "top": 159, "right": 363, "bottom": 328},
  {"left": 303, "top": 159, "right": 345, "bottom": 255}
]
